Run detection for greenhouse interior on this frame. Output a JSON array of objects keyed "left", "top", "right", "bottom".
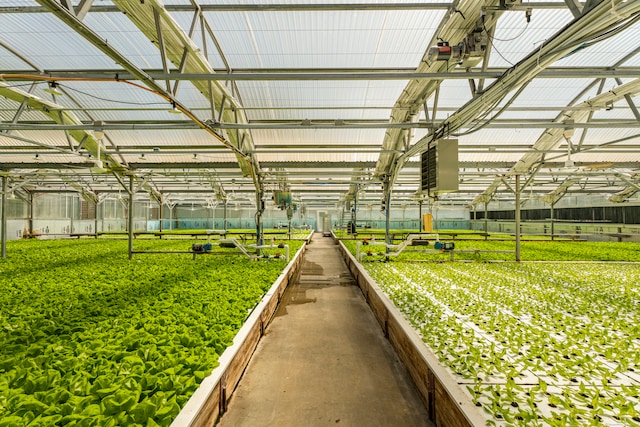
[{"left": 2, "top": 1, "right": 640, "bottom": 426}]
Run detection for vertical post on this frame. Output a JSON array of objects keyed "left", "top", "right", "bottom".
[
  {"left": 28, "top": 191, "right": 34, "bottom": 237},
  {"left": 69, "top": 194, "right": 75, "bottom": 234},
  {"left": 484, "top": 202, "right": 489, "bottom": 237},
  {"left": 352, "top": 191, "right": 358, "bottom": 236},
  {"left": 418, "top": 200, "right": 423, "bottom": 233},
  {"left": 384, "top": 192, "right": 392, "bottom": 262},
  {"left": 128, "top": 175, "right": 134, "bottom": 260},
  {"left": 159, "top": 199, "right": 163, "bottom": 233},
  {"left": 515, "top": 174, "right": 521, "bottom": 262},
  {"left": 223, "top": 199, "right": 228, "bottom": 230},
  {"left": 94, "top": 197, "right": 99, "bottom": 238},
  {"left": 550, "top": 202, "right": 555, "bottom": 241},
  {"left": 256, "top": 190, "right": 263, "bottom": 257},
  {"left": 385, "top": 191, "right": 391, "bottom": 245},
  {"left": 1, "top": 176, "right": 7, "bottom": 259}
]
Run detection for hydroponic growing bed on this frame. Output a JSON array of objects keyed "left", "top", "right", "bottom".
[
  {"left": 0, "top": 238, "right": 302, "bottom": 426},
  {"left": 359, "top": 247, "right": 640, "bottom": 426}
]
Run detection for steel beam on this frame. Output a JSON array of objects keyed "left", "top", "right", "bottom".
[
  {"left": 7, "top": 67, "right": 640, "bottom": 81},
  {"left": 1, "top": 176, "right": 6, "bottom": 259}
]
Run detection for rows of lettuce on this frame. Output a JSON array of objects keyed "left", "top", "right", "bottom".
[
  {"left": 343, "top": 238, "right": 640, "bottom": 262},
  {"left": 348, "top": 242, "right": 640, "bottom": 425},
  {"left": 0, "top": 238, "right": 302, "bottom": 426}
]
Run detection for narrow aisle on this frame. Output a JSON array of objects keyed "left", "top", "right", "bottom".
[{"left": 217, "top": 233, "right": 430, "bottom": 426}]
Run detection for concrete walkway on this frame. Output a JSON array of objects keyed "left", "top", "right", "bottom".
[{"left": 218, "top": 233, "right": 431, "bottom": 426}]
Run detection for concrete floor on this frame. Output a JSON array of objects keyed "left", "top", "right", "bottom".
[{"left": 217, "top": 233, "right": 431, "bottom": 427}]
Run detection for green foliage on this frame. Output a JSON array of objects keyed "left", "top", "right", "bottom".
[
  {"left": 0, "top": 239, "right": 300, "bottom": 425},
  {"left": 343, "top": 237, "right": 640, "bottom": 262},
  {"left": 365, "top": 259, "right": 640, "bottom": 426}
]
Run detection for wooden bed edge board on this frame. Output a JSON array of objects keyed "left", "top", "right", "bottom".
[
  {"left": 172, "top": 242, "right": 308, "bottom": 427},
  {"left": 336, "top": 241, "right": 487, "bottom": 427}
]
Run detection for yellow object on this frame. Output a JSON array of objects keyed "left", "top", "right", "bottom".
[{"left": 423, "top": 214, "right": 433, "bottom": 232}]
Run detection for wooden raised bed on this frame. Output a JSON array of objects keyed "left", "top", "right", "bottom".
[
  {"left": 171, "top": 242, "right": 308, "bottom": 426},
  {"left": 337, "top": 239, "right": 486, "bottom": 427}
]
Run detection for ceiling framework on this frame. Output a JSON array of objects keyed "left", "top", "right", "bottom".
[{"left": 0, "top": 1, "right": 640, "bottom": 211}]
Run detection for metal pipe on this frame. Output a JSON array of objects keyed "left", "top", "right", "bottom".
[
  {"left": 515, "top": 175, "right": 521, "bottom": 262},
  {"left": 484, "top": 202, "right": 488, "bottom": 235},
  {"left": 28, "top": 191, "right": 34, "bottom": 237},
  {"left": 1, "top": 176, "right": 7, "bottom": 259},
  {"left": 7, "top": 67, "right": 640, "bottom": 81},
  {"left": 550, "top": 202, "right": 555, "bottom": 241},
  {"left": 223, "top": 199, "right": 228, "bottom": 230},
  {"left": 128, "top": 175, "right": 134, "bottom": 260},
  {"left": 255, "top": 191, "right": 263, "bottom": 256},
  {"left": 94, "top": 198, "right": 98, "bottom": 238},
  {"left": 385, "top": 191, "right": 392, "bottom": 247}
]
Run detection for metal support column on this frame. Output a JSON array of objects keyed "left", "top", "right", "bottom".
[
  {"left": 550, "top": 202, "right": 555, "bottom": 241},
  {"left": 515, "top": 175, "right": 521, "bottom": 262},
  {"left": 255, "top": 190, "right": 264, "bottom": 257},
  {"left": 484, "top": 202, "right": 489, "bottom": 235},
  {"left": 28, "top": 191, "right": 34, "bottom": 237},
  {"left": 418, "top": 200, "right": 423, "bottom": 233},
  {"left": 1, "top": 176, "right": 7, "bottom": 259},
  {"left": 385, "top": 191, "right": 392, "bottom": 246},
  {"left": 351, "top": 191, "right": 358, "bottom": 236},
  {"left": 128, "top": 175, "right": 134, "bottom": 260},
  {"left": 94, "top": 198, "right": 99, "bottom": 238},
  {"left": 69, "top": 194, "right": 75, "bottom": 234},
  {"left": 223, "top": 199, "right": 228, "bottom": 230},
  {"left": 159, "top": 199, "right": 164, "bottom": 233}
]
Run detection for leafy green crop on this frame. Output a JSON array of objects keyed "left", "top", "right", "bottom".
[
  {"left": 343, "top": 238, "right": 640, "bottom": 262},
  {"left": 365, "top": 259, "right": 640, "bottom": 426},
  {"left": 0, "top": 239, "right": 301, "bottom": 425}
]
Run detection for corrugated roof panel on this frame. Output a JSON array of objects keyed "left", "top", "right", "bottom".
[
  {"left": 197, "top": 0, "right": 452, "bottom": 4},
  {"left": 124, "top": 152, "right": 239, "bottom": 163},
  {"left": 488, "top": 9, "right": 574, "bottom": 68},
  {"left": 0, "top": 130, "right": 70, "bottom": 148},
  {"left": 462, "top": 128, "right": 541, "bottom": 146},
  {"left": 507, "top": 78, "right": 594, "bottom": 108},
  {"left": 104, "top": 129, "right": 227, "bottom": 148},
  {"left": 257, "top": 152, "right": 379, "bottom": 163},
  {"left": 578, "top": 127, "right": 640, "bottom": 147},
  {"left": 236, "top": 80, "right": 403, "bottom": 121},
  {"left": 250, "top": 128, "right": 386, "bottom": 147},
  {"left": 169, "top": 11, "right": 226, "bottom": 69},
  {"left": 427, "top": 79, "right": 474, "bottom": 109},
  {"left": 555, "top": 20, "right": 640, "bottom": 67},
  {"left": 373, "top": 10, "right": 446, "bottom": 67},
  {"left": 205, "top": 9, "right": 447, "bottom": 69},
  {"left": 591, "top": 100, "right": 640, "bottom": 120},
  {"left": 0, "top": 12, "right": 117, "bottom": 70},
  {"left": 82, "top": 11, "right": 168, "bottom": 69}
]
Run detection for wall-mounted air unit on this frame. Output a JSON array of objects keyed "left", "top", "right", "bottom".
[{"left": 420, "top": 139, "right": 459, "bottom": 195}]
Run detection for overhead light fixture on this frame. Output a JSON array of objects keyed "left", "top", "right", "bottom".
[
  {"left": 301, "top": 119, "right": 312, "bottom": 126},
  {"left": 33, "top": 153, "right": 40, "bottom": 160},
  {"left": 43, "top": 81, "right": 63, "bottom": 96},
  {"left": 168, "top": 102, "right": 182, "bottom": 114},
  {"left": 139, "top": 153, "right": 146, "bottom": 160},
  {"left": 94, "top": 130, "right": 104, "bottom": 141},
  {"left": 564, "top": 147, "right": 575, "bottom": 169}
]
